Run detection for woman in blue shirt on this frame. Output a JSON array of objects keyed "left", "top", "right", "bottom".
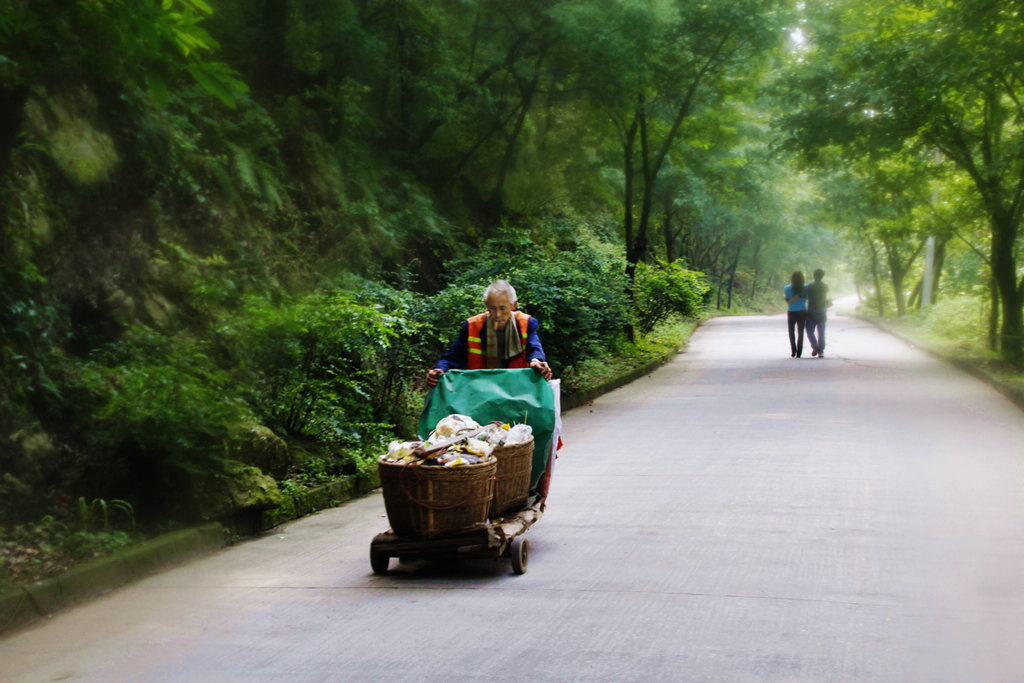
[{"left": 784, "top": 271, "right": 807, "bottom": 358}]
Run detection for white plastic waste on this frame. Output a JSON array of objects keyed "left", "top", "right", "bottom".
[
  {"left": 503, "top": 423, "right": 533, "bottom": 445},
  {"left": 431, "top": 414, "right": 480, "bottom": 438}
]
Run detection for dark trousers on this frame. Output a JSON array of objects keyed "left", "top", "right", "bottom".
[
  {"left": 787, "top": 310, "right": 806, "bottom": 357},
  {"left": 807, "top": 312, "right": 826, "bottom": 354}
]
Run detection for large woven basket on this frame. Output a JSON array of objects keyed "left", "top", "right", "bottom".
[
  {"left": 378, "top": 458, "right": 496, "bottom": 539},
  {"left": 491, "top": 436, "right": 534, "bottom": 515}
]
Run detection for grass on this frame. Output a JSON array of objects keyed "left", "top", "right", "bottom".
[
  {"left": 562, "top": 316, "right": 699, "bottom": 395},
  {"left": 855, "top": 294, "right": 1024, "bottom": 399},
  {"left": 0, "top": 505, "right": 142, "bottom": 590}
]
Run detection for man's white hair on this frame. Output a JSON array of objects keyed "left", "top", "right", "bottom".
[{"left": 483, "top": 280, "right": 517, "bottom": 303}]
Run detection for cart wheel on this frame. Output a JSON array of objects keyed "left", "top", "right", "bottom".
[
  {"left": 510, "top": 536, "right": 529, "bottom": 575},
  {"left": 370, "top": 548, "right": 390, "bottom": 575}
]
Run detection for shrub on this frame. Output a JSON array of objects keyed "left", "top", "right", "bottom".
[
  {"left": 229, "top": 290, "right": 396, "bottom": 464},
  {"left": 441, "top": 229, "right": 630, "bottom": 372},
  {"left": 72, "top": 327, "right": 252, "bottom": 504},
  {"left": 633, "top": 260, "right": 710, "bottom": 334},
  {"left": 354, "top": 279, "right": 482, "bottom": 434},
  {"left": 923, "top": 294, "right": 987, "bottom": 349}
]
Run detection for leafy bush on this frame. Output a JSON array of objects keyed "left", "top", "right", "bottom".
[
  {"left": 229, "top": 290, "right": 396, "bottom": 463},
  {"left": 73, "top": 327, "right": 252, "bottom": 499},
  {"left": 923, "top": 294, "right": 987, "bottom": 349},
  {"left": 633, "top": 260, "right": 710, "bottom": 334},
  {"left": 0, "top": 263, "right": 62, "bottom": 422},
  {"left": 353, "top": 279, "right": 482, "bottom": 434},
  {"left": 441, "top": 228, "right": 630, "bottom": 372},
  {"left": 0, "top": 511, "right": 139, "bottom": 588}
]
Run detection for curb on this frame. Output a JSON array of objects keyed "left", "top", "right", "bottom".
[
  {"left": 0, "top": 471, "right": 381, "bottom": 637},
  {"left": 561, "top": 326, "right": 698, "bottom": 411},
  {"left": 854, "top": 314, "right": 1024, "bottom": 414},
  {"left": 260, "top": 471, "right": 381, "bottom": 531},
  {"left": 0, "top": 523, "right": 227, "bottom": 635}
]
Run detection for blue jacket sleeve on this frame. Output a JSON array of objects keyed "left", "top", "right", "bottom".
[
  {"left": 435, "top": 320, "right": 471, "bottom": 371},
  {"left": 525, "top": 316, "right": 546, "bottom": 363}
]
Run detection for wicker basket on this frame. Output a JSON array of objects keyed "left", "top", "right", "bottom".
[
  {"left": 378, "top": 458, "right": 496, "bottom": 539},
  {"left": 491, "top": 436, "right": 534, "bottom": 515}
]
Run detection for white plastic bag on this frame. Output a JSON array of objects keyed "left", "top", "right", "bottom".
[{"left": 503, "top": 423, "right": 533, "bottom": 445}]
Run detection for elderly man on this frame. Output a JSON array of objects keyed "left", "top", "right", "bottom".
[{"left": 425, "top": 280, "right": 553, "bottom": 387}]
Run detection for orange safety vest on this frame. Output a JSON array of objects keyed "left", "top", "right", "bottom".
[{"left": 465, "top": 311, "right": 530, "bottom": 369}]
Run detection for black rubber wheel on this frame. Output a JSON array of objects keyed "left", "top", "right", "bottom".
[
  {"left": 510, "top": 536, "right": 529, "bottom": 574},
  {"left": 370, "top": 548, "right": 390, "bottom": 575}
]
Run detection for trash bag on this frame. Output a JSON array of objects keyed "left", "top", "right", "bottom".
[{"left": 419, "top": 369, "right": 560, "bottom": 489}]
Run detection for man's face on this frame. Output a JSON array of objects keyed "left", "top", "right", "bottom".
[{"left": 486, "top": 292, "right": 516, "bottom": 329}]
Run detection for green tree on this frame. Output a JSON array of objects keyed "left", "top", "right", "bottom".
[{"left": 564, "top": 0, "right": 791, "bottom": 337}]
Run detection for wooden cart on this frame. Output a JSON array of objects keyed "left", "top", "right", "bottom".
[{"left": 370, "top": 501, "right": 543, "bottom": 575}]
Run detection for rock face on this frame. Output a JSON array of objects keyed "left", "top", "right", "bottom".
[
  {"left": 182, "top": 460, "right": 283, "bottom": 521},
  {"left": 24, "top": 87, "right": 120, "bottom": 186},
  {"left": 231, "top": 424, "right": 292, "bottom": 480}
]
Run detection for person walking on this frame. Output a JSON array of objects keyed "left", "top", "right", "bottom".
[
  {"left": 806, "top": 268, "right": 830, "bottom": 357},
  {"left": 784, "top": 271, "right": 808, "bottom": 358}
]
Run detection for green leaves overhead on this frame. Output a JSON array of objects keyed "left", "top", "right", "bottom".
[{"left": 0, "top": 0, "right": 247, "bottom": 108}]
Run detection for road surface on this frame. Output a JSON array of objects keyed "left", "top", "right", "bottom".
[{"left": 3, "top": 313, "right": 1024, "bottom": 682}]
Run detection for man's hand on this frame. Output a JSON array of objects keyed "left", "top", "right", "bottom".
[
  {"left": 530, "top": 358, "right": 553, "bottom": 380},
  {"left": 425, "top": 368, "right": 444, "bottom": 387}
]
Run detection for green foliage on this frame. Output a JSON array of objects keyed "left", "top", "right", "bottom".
[
  {"left": 287, "top": 456, "right": 353, "bottom": 489},
  {"left": 352, "top": 280, "right": 467, "bottom": 420},
  {"left": 78, "top": 497, "right": 135, "bottom": 532},
  {"left": 0, "top": 263, "right": 62, "bottom": 419},
  {"left": 923, "top": 295, "right": 988, "bottom": 350},
  {"left": 0, "top": 0, "right": 247, "bottom": 107},
  {"left": 0, "top": 513, "right": 138, "bottom": 588},
  {"left": 441, "top": 227, "right": 630, "bottom": 372},
  {"left": 513, "top": 256, "right": 629, "bottom": 372},
  {"left": 633, "top": 260, "right": 711, "bottom": 335},
  {"left": 74, "top": 327, "right": 251, "bottom": 476},
  {"left": 566, "top": 316, "right": 698, "bottom": 394},
  {"left": 0, "top": 0, "right": 897, "bottom": 556},
  {"left": 229, "top": 291, "right": 396, "bottom": 461},
  {"left": 781, "top": 0, "right": 1024, "bottom": 364}
]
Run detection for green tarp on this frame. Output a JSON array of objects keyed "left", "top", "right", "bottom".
[{"left": 419, "top": 369, "right": 559, "bottom": 488}]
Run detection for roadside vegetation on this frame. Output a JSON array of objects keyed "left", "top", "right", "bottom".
[{"left": 858, "top": 294, "right": 1024, "bottom": 402}]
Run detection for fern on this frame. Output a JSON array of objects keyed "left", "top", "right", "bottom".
[
  {"left": 229, "top": 142, "right": 259, "bottom": 195},
  {"left": 257, "top": 165, "right": 287, "bottom": 211}
]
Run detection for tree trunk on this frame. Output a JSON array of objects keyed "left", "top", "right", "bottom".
[
  {"left": 725, "top": 236, "right": 746, "bottom": 310},
  {"left": 749, "top": 241, "right": 762, "bottom": 302},
  {"left": 931, "top": 239, "right": 947, "bottom": 303},
  {"left": 489, "top": 46, "right": 547, "bottom": 212},
  {"left": 884, "top": 240, "right": 907, "bottom": 316},
  {"left": 869, "top": 241, "right": 884, "bottom": 316},
  {"left": 988, "top": 270, "right": 999, "bottom": 352},
  {"left": 621, "top": 105, "right": 640, "bottom": 343},
  {"left": 991, "top": 213, "right": 1024, "bottom": 366},
  {"left": 662, "top": 207, "right": 675, "bottom": 263},
  {"left": 909, "top": 280, "right": 922, "bottom": 310}
]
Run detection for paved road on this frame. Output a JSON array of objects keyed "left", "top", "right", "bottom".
[{"left": 3, "top": 314, "right": 1024, "bottom": 682}]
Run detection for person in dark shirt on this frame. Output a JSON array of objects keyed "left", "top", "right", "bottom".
[
  {"left": 425, "top": 280, "right": 552, "bottom": 387},
  {"left": 805, "top": 269, "right": 830, "bottom": 358}
]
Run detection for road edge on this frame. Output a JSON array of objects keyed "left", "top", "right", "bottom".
[{"left": 854, "top": 313, "right": 1024, "bottom": 413}]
